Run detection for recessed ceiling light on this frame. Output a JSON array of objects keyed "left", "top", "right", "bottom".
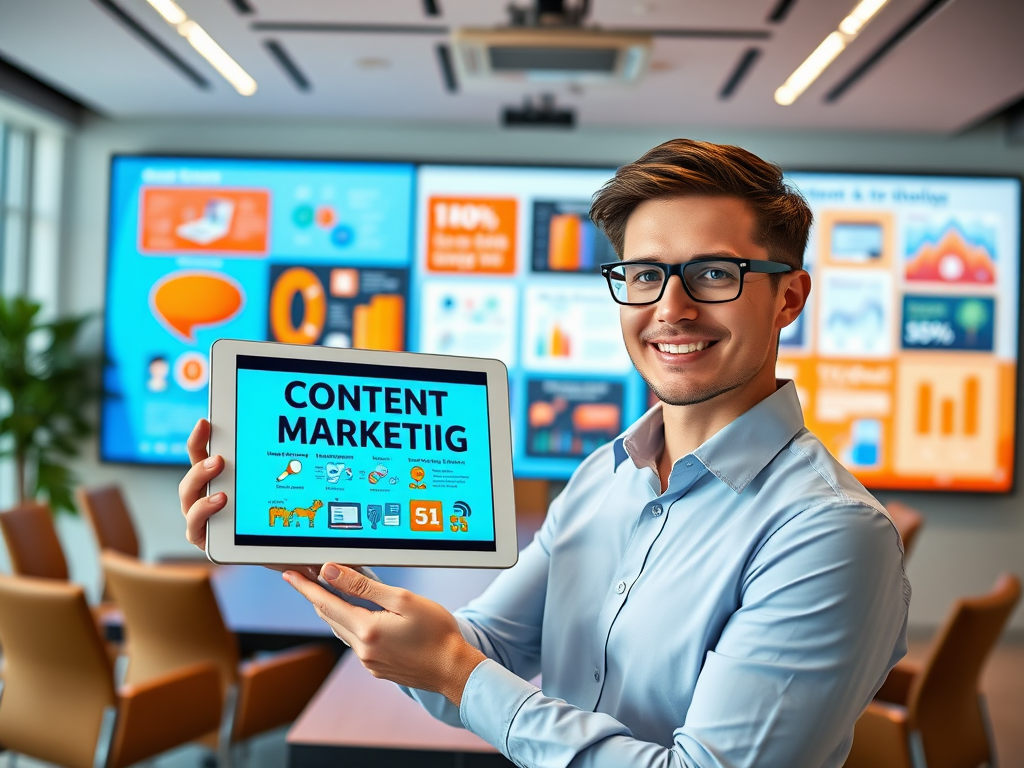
[
  {"left": 143, "top": 2, "right": 257, "bottom": 96},
  {"left": 774, "top": 0, "right": 890, "bottom": 106},
  {"left": 179, "top": 20, "right": 257, "bottom": 96},
  {"left": 145, "top": 0, "right": 187, "bottom": 26}
]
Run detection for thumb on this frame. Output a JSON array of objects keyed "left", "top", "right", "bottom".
[{"left": 320, "top": 563, "right": 389, "bottom": 605}]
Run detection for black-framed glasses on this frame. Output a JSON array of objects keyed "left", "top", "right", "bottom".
[{"left": 600, "top": 258, "right": 793, "bottom": 306}]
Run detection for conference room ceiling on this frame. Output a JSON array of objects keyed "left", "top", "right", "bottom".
[{"left": 0, "top": 0, "right": 1021, "bottom": 133}]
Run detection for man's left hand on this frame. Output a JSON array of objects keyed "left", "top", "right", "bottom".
[{"left": 283, "top": 564, "right": 486, "bottom": 706}]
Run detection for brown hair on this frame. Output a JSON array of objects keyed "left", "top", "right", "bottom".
[{"left": 590, "top": 139, "right": 812, "bottom": 269}]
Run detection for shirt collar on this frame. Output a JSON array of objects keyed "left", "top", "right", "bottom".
[{"left": 613, "top": 380, "right": 805, "bottom": 493}]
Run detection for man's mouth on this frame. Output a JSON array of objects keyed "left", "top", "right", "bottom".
[{"left": 655, "top": 341, "right": 717, "bottom": 355}]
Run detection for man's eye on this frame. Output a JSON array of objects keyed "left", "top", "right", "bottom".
[
  {"left": 697, "top": 268, "right": 733, "bottom": 282},
  {"left": 634, "top": 269, "right": 663, "bottom": 283}
]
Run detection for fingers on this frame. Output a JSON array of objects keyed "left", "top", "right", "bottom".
[
  {"left": 282, "top": 570, "right": 365, "bottom": 647},
  {"left": 186, "top": 419, "right": 212, "bottom": 466},
  {"left": 184, "top": 491, "right": 226, "bottom": 549},
  {"left": 320, "top": 564, "right": 409, "bottom": 614},
  {"left": 179, "top": 454, "right": 225, "bottom": 518}
]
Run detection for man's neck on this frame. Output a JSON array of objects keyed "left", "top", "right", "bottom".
[{"left": 655, "top": 371, "right": 779, "bottom": 491}]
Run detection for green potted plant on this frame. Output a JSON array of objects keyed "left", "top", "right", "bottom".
[{"left": 0, "top": 296, "right": 97, "bottom": 513}]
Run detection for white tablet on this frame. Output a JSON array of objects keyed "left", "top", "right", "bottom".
[{"left": 205, "top": 339, "right": 517, "bottom": 568}]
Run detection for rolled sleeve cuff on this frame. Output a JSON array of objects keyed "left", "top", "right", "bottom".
[{"left": 460, "top": 658, "right": 541, "bottom": 758}]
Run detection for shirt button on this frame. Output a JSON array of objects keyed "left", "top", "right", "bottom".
[
  {"left": 651, "top": 504, "right": 663, "bottom": 517},
  {"left": 616, "top": 580, "right": 626, "bottom": 594},
  {"left": 685, "top": 461, "right": 693, "bottom": 467},
  {"left": 593, "top": 669, "right": 601, "bottom": 682}
]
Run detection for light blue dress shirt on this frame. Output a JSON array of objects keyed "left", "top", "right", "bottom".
[{"left": 408, "top": 381, "right": 910, "bottom": 768}]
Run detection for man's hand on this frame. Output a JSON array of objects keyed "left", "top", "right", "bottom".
[
  {"left": 284, "top": 564, "right": 486, "bottom": 706},
  {"left": 179, "top": 418, "right": 227, "bottom": 551}
]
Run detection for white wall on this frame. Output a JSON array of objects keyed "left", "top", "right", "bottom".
[{"left": 58, "top": 113, "right": 1024, "bottom": 629}]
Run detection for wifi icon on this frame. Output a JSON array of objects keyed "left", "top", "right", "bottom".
[{"left": 453, "top": 501, "right": 471, "bottom": 517}]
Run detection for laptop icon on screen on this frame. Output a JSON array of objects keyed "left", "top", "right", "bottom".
[{"left": 328, "top": 502, "right": 362, "bottom": 530}]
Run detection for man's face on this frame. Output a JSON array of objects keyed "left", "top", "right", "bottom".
[{"left": 619, "top": 195, "right": 803, "bottom": 407}]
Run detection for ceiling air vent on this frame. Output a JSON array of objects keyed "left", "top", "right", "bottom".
[{"left": 452, "top": 28, "right": 651, "bottom": 89}]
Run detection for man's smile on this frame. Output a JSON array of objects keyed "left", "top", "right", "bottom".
[{"left": 654, "top": 340, "right": 718, "bottom": 355}]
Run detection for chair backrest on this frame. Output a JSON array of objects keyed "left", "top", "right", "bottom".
[
  {"left": 77, "top": 485, "right": 141, "bottom": 558},
  {"left": 102, "top": 551, "right": 239, "bottom": 694},
  {"left": 907, "top": 572, "right": 1022, "bottom": 768},
  {"left": 0, "top": 501, "right": 69, "bottom": 580},
  {"left": 885, "top": 501, "right": 924, "bottom": 559},
  {"left": 0, "top": 575, "right": 117, "bottom": 768}
]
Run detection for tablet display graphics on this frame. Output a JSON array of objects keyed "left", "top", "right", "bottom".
[{"left": 233, "top": 355, "right": 496, "bottom": 550}]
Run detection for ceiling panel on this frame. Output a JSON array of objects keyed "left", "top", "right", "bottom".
[{"left": 0, "top": 0, "right": 1020, "bottom": 133}]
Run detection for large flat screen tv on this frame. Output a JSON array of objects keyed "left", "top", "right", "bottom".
[{"left": 103, "top": 156, "right": 1020, "bottom": 491}]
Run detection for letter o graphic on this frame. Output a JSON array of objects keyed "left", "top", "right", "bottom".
[
  {"left": 270, "top": 267, "right": 326, "bottom": 345},
  {"left": 309, "top": 382, "right": 335, "bottom": 410}
]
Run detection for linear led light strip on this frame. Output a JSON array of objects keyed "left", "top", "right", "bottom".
[
  {"left": 775, "top": 0, "right": 889, "bottom": 105},
  {"left": 146, "top": 0, "right": 257, "bottom": 95}
]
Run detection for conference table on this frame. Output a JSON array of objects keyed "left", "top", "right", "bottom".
[
  {"left": 286, "top": 563, "right": 518, "bottom": 768},
  {"left": 285, "top": 507, "right": 547, "bottom": 767}
]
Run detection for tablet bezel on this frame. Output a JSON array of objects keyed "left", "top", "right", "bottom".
[{"left": 206, "top": 339, "right": 518, "bottom": 568}]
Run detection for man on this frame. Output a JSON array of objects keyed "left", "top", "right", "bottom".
[{"left": 180, "top": 139, "right": 909, "bottom": 768}]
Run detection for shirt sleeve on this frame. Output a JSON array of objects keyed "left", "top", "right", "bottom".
[
  {"left": 401, "top": 491, "right": 562, "bottom": 727},
  {"left": 459, "top": 501, "right": 909, "bottom": 768}
]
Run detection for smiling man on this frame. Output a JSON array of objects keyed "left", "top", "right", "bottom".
[{"left": 180, "top": 139, "right": 910, "bottom": 768}]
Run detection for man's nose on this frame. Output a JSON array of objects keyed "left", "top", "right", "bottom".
[{"left": 655, "top": 274, "right": 699, "bottom": 323}]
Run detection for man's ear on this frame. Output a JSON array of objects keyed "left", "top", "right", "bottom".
[{"left": 776, "top": 270, "right": 811, "bottom": 331}]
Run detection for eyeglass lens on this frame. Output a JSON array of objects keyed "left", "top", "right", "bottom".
[{"left": 607, "top": 261, "right": 743, "bottom": 304}]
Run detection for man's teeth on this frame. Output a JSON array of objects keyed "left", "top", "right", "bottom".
[{"left": 657, "top": 341, "right": 709, "bottom": 354}]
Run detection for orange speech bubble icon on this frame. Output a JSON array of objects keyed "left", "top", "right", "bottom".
[{"left": 150, "top": 271, "right": 244, "bottom": 342}]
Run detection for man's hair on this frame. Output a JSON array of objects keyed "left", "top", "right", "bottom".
[{"left": 590, "top": 139, "right": 812, "bottom": 269}]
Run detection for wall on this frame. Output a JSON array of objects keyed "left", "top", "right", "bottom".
[{"left": 57, "top": 112, "right": 1024, "bottom": 630}]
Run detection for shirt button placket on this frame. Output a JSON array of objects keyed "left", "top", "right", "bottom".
[{"left": 651, "top": 503, "right": 663, "bottom": 517}]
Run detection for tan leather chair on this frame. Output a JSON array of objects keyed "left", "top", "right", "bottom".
[
  {"left": 0, "top": 500, "right": 69, "bottom": 579},
  {"left": 101, "top": 551, "right": 336, "bottom": 764},
  {"left": 845, "top": 573, "right": 1022, "bottom": 768},
  {"left": 77, "top": 485, "right": 141, "bottom": 558},
  {"left": 886, "top": 501, "right": 925, "bottom": 560},
  {"left": 0, "top": 574, "right": 221, "bottom": 768}
]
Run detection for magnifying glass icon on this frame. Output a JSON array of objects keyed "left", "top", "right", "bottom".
[{"left": 277, "top": 459, "right": 302, "bottom": 481}]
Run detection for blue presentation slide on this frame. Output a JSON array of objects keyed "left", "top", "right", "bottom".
[{"left": 102, "top": 156, "right": 416, "bottom": 464}]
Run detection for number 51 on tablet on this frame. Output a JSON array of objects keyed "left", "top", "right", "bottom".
[{"left": 410, "top": 501, "right": 444, "bottom": 532}]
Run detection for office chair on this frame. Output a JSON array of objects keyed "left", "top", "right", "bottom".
[
  {"left": 101, "top": 551, "right": 336, "bottom": 767},
  {"left": 845, "top": 573, "right": 1022, "bottom": 768},
  {"left": 0, "top": 500, "right": 69, "bottom": 579},
  {"left": 886, "top": 501, "right": 925, "bottom": 560},
  {"left": 0, "top": 574, "right": 221, "bottom": 768},
  {"left": 77, "top": 484, "right": 141, "bottom": 558}
]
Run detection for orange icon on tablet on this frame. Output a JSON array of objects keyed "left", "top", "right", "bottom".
[{"left": 151, "top": 272, "right": 244, "bottom": 342}]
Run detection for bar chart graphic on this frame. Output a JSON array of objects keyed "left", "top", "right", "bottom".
[{"left": 894, "top": 358, "right": 998, "bottom": 477}]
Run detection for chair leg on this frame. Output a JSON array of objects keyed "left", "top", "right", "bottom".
[
  {"left": 909, "top": 730, "right": 929, "bottom": 768},
  {"left": 979, "top": 694, "right": 998, "bottom": 768},
  {"left": 217, "top": 685, "right": 239, "bottom": 768},
  {"left": 91, "top": 705, "right": 118, "bottom": 768}
]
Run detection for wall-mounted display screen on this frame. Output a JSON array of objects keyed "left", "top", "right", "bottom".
[
  {"left": 103, "top": 156, "right": 1020, "bottom": 492},
  {"left": 781, "top": 173, "right": 1019, "bottom": 492}
]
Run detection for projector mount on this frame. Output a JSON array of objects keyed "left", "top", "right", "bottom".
[{"left": 507, "top": 0, "right": 591, "bottom": 28}]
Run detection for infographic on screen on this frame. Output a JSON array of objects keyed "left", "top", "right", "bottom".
[
  {"left": 412, "top": 165, "right": 645, "bottom": 478},
  {"left": 102, "top": 157, "right": 415, "bottom": 464},
  {"left": 782, "top": 173, "right": 1020, "bottom": 492},
  {"left": 103, "top": 158, "right": 1020, "bottom": 491},
  {"left": 233, "top": 356, "right": 496, "bottom": 549}
]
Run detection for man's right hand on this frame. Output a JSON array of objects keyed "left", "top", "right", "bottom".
[{"left": 179, "top": 418, "right": 227, "bottom": 551}]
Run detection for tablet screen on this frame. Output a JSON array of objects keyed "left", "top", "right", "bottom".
[{"left": 233, "top": 355, "right": 496, "bottom": 551}]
